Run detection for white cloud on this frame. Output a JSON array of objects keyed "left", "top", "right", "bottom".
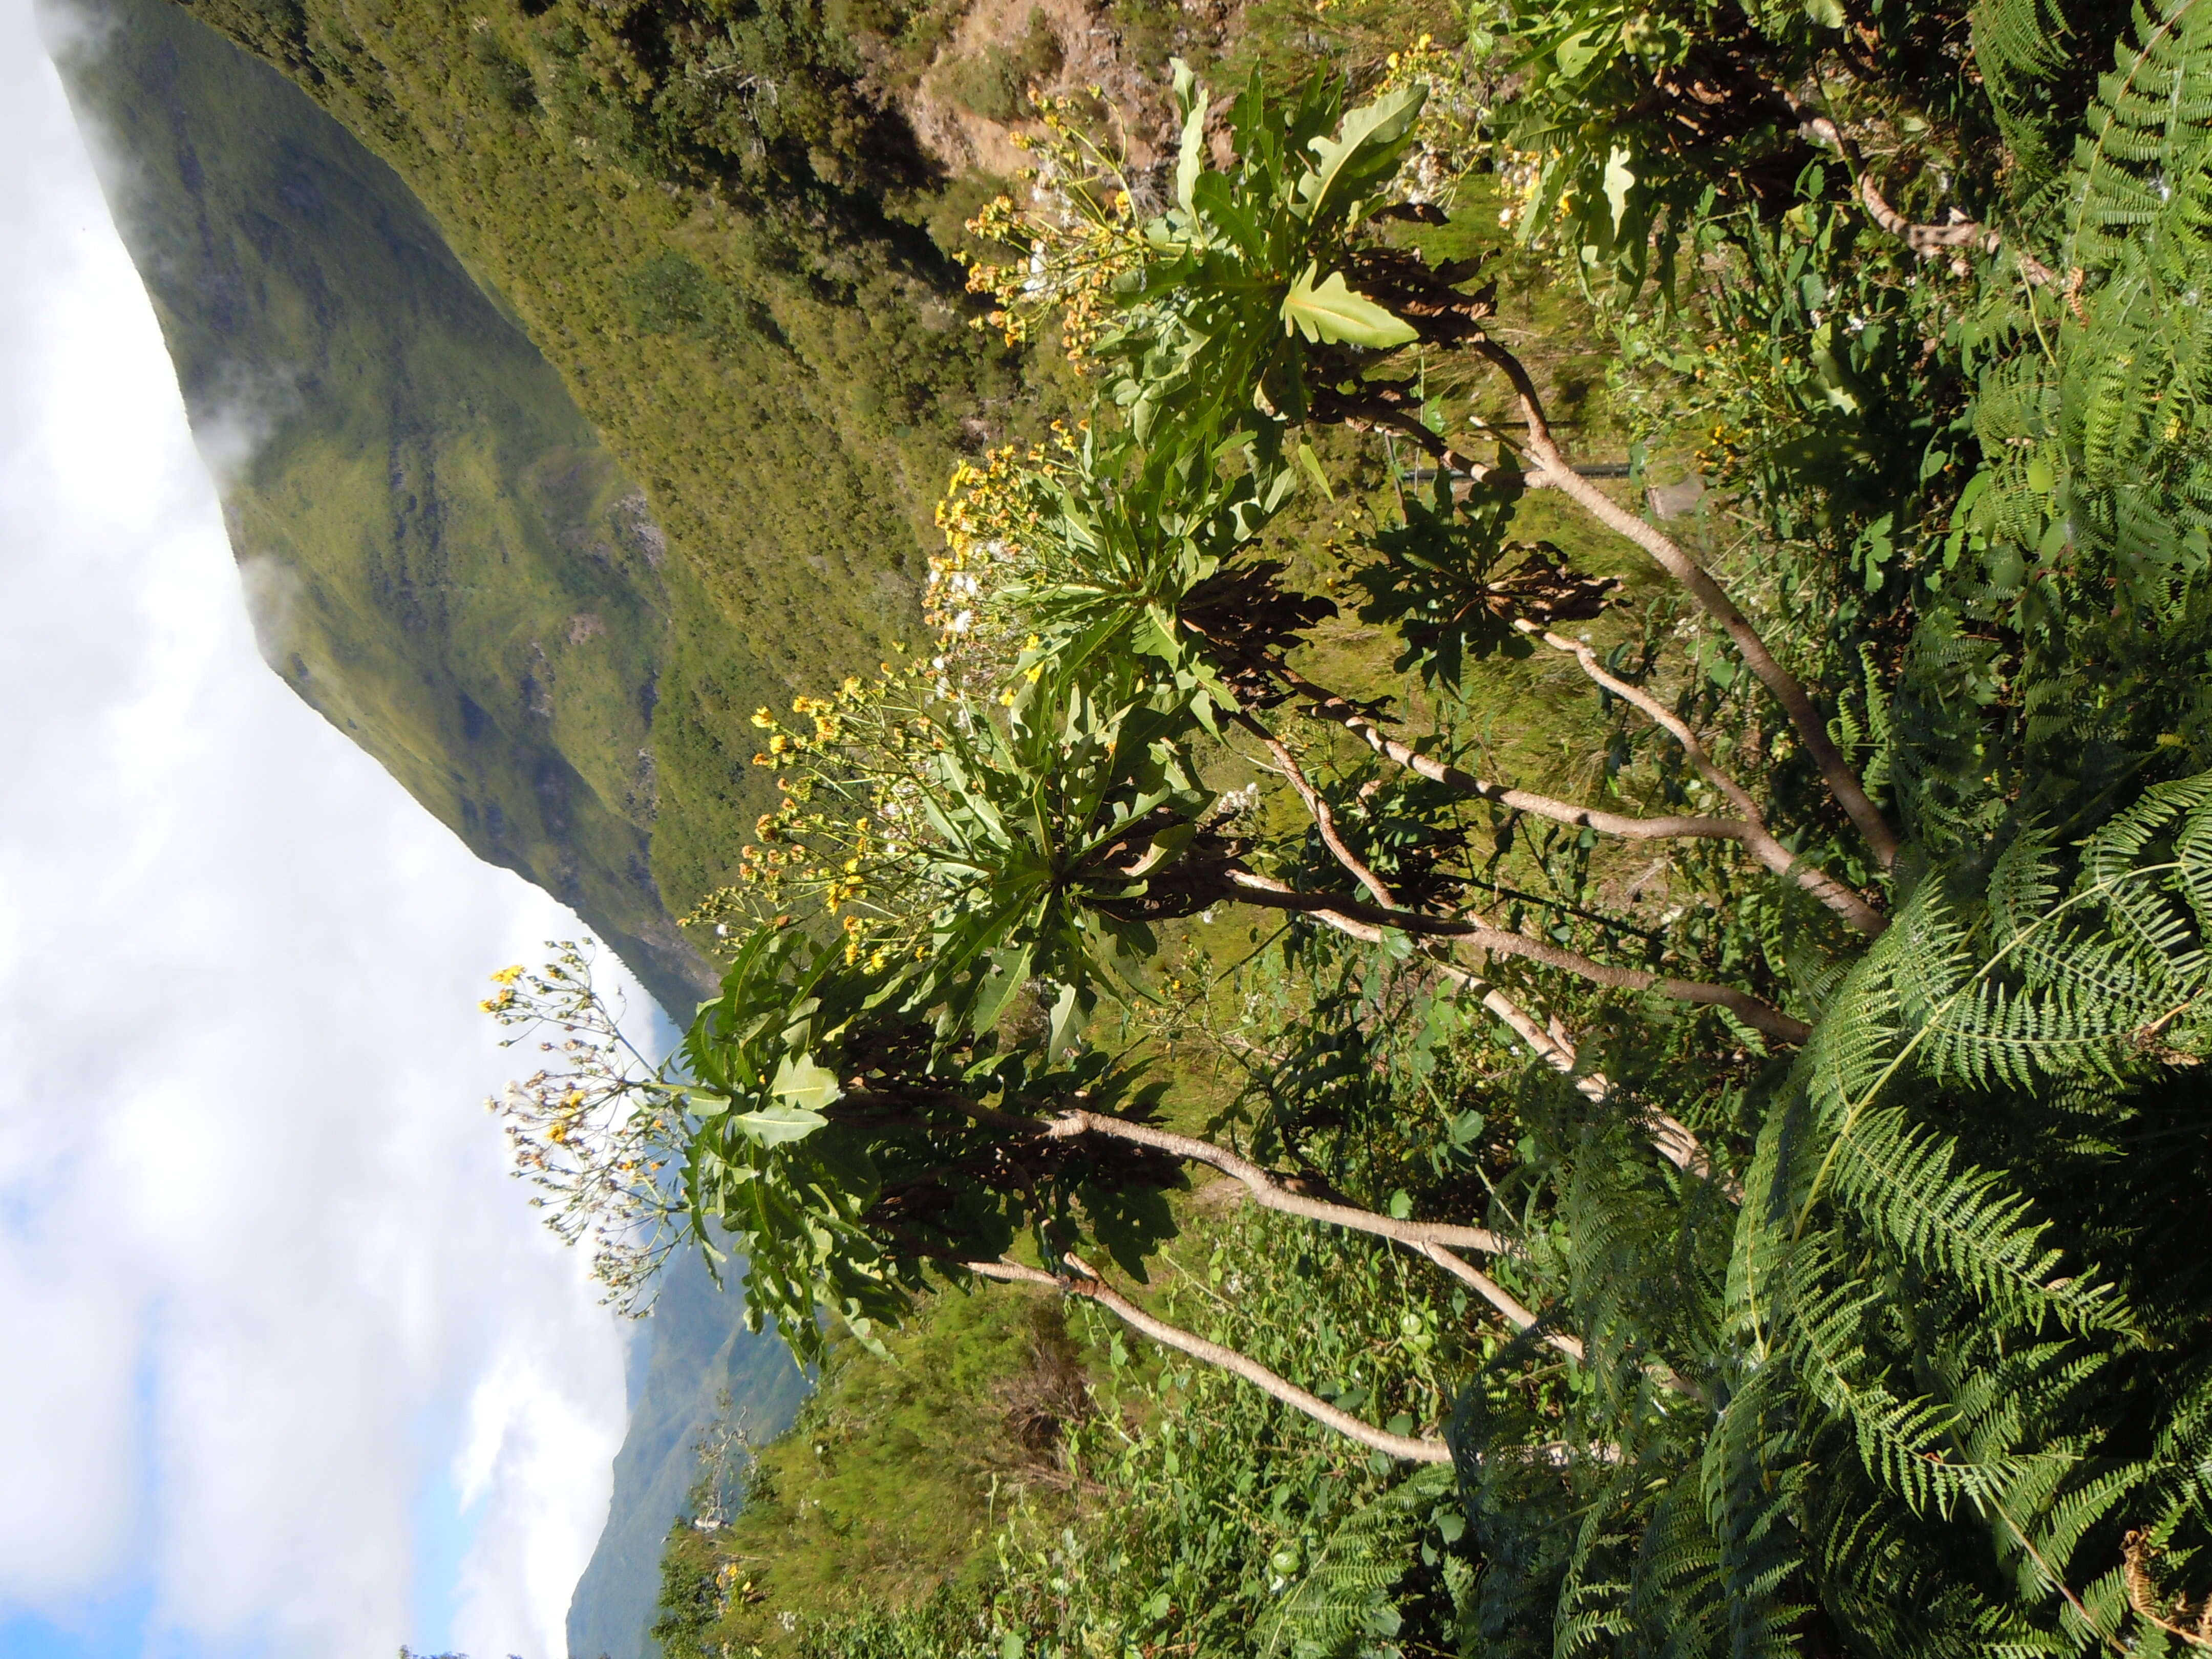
[{"left": 0, "top": 10, "right": 629, "bottom": 1658}]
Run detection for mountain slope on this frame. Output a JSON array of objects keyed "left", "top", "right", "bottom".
[
  {"left": 47, "top": 0, "right": 714, "bottom": 1013},
  {"left": 153, "top": 0, "right": 1036, "bottom": 914}
]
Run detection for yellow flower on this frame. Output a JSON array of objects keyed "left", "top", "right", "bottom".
[
  {"left": 769, "top": 734, "right": 793, "bottom": 755},
  {"left": 999, "top": 688, "right": 1018, "bottom": 706},
  {"left": 750, "top": 708, "right": 775, "bottom": 729},
  {"left": 491, "top": 964, "right": 525, "bottom": 985}
]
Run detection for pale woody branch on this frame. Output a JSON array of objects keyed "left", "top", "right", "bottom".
[
  {"left": 1201, "top": 863, "right": 1725, "bottom": 1188},
  {"left": 964, "top": 1254, "right": 1458, "bottom": 1463},
  {"left": 1276, "top": 661, "right": 1884, "bottom": 937},
  {"left": 1309, "top": 342, "right": 1900, "bottom": 869},
  {"left": 1469, "top": 338, "right": 1903, "bottom": 868},
  {"left": 1224, "top": 870, "right": 1814, "bottom": 1046}
]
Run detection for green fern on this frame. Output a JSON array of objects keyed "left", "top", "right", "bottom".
[{"left": 1259, "top": 1473, "right": 1439, "bottom": 1658}]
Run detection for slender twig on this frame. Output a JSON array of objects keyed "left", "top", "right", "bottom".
[
  {"left": 1047, "top": 1111, "right": 1596, "bottom": 1359},
  {"left": 1241, "top": 717, "right": 1399, "bottom": 909},
  {"left": 963, "top": 1256, "right": 1456, "bottom": 1463},
  {"left": 1225, "top": 870, "right": 1814, "bottom": 1044},
  {"left": 1275, "top": 663, "right": 1883, "bottom": 934},
  {"left": 1409, "top": 1241, "right": 1589, "bottom": 1363},
  {"left": 1468, "top": 339, "right": 1902, "bottom": 868},
  {"left": 1212, "top": 873, "right": 1721, "bottom": 1181},
  {"left": 1519, "top": 625, "right": 1886, "bottom": 936},
  {"left": 1788, "top": 100, "right": 2060, "bottom": 285}
]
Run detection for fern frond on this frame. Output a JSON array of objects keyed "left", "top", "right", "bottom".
[
  {"left": 2072, "top": 0, "right": 2212, "bottom": 271},
  {"left": 1625, "top": 1476, "right": 1727, "bottom": 1657},
  {"left": 1701, "top": 1364, "right": 1811, "bottom": 1655},
  {"left": 1259, "top": 1477, "right": 1422, "bottom": 1657},
  {"left": 1785, "top": 1248, "right": 2057, "bottom": 1517},
  {"left": 1821, "top": 1105, "right": 2130, "bottom": 1333}
]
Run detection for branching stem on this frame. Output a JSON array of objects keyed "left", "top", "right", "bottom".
[
  {"left": 1046, "top": 1109, "right": 1503, "bottom": 1252},
  {"left": 1519, "top": 624, "right": 1886, "bottom": 936},
  {"left": 1469, "top": 339, "right": 1902, "bottom": 868},
  {"left": 1274, "top": 664, "right": 1882, "bottom": 934},
  {"left": 963, "top": 1255, "right": 1456, "bottom": 1463},
  {"left": 1225, "top": 869, "right": 1814, "bottom": 1044},
  {"left": 1047, "top": 1110, "right": 1591, "bottom": 1357},
  {"left": 1787, "top": 99, "right": 2060, "bottom": 285}
]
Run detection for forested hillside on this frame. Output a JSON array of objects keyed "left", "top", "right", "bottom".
[{"left": 50, "top": 0, "right": 714, "bottom": 1012}]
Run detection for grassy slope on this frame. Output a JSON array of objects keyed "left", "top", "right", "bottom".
[
  {"left": 162, "top": 0, "right": 1034, "bottom": 917},
  {"left": 652, "top": 1276, "right": 1108, "bottom": 1654},
  {"left": 50, "top": 0, "right": 717, "bottom": 1013}
]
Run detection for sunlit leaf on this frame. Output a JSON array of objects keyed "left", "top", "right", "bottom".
[{"left": 1281, "top": 265, "right": 1417, "bottom": 347}]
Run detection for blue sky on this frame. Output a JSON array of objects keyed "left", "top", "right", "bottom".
[{"left": 0, "top": 5, "right": 631, "bottom": 1655}]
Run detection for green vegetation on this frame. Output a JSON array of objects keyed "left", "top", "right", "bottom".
[
  {"left": 650, "top": 1202, "right": 1477, "bottom": 1656},
  {"left": 132, "top": 0, "right": 2212, "bottom": 1641},
  {"left": 473, "top": 2, "right": 2212, "bottom": 1651}
]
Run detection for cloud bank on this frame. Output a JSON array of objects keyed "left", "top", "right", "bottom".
[{"left": 0, "top": 11, "right": 629, "bottom": 1657}]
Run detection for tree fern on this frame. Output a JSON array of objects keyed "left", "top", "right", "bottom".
[{"left": 1819, "top": 1105, "right": 2125, "bottom": 1333}]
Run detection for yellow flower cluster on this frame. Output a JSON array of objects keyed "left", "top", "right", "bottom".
[
  {"left": 926, "top": 428, "right": 1084, "bottom": 697},
  {"left": 958, "top": 97, "right": 1147, "bottom": 359}
]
